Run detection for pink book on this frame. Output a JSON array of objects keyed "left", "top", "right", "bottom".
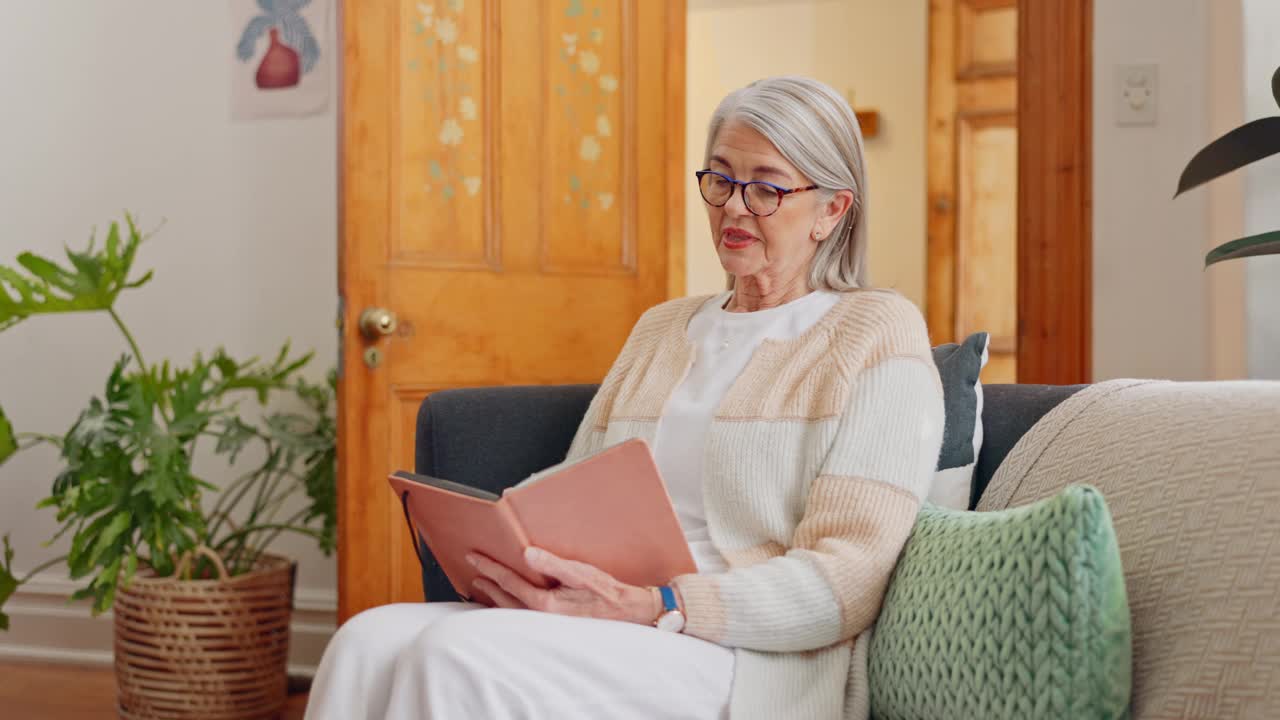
[{"left": 388, "top": 438, "right": 697, "bottom": 605}]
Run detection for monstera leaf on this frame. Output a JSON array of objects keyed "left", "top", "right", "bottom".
[
  {"left": 0, "top": 216, "right": 153, "bottom": 332},
  {"left": 1178, "top": 66, "right": 1280, "bottom": 267}
]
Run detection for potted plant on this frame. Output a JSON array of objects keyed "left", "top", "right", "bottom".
[{"left": 0, "top": 215, "right": 335, "bottom": 719}]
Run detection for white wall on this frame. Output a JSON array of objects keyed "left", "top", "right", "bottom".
[
  {"left": 1093, "top": 0, "right": 1280, "bottom": 382},
  {"left": 1093, "top": 0, "right": 1213, "bottom": 381},
  {"left": 1242, "top": 0, "right": 1280, "bottom": 379},
  {"left": 0, "top": 2, "right": 337, "bottom": 670},
  {"left": 685, "top": 0, "right": 927, "bottom": 305}
]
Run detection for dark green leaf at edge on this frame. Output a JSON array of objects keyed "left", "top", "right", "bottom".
[{"left": 1205, "top": 229, "right": 1280, "bottom": 268}]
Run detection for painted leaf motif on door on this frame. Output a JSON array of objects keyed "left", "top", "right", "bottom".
[
  {"left": 399, "top": 0, "right": 494, "bottom": 268},
  {"left": 545, "top": 0, "right": 633, "bottom": 274}
]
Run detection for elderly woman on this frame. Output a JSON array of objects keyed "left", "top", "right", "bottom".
[{"left": 306, "top": 75, "right": 944, "bottom": 720}]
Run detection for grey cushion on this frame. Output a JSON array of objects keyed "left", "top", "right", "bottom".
[
  {"left": 931, "top": 333, "right": 989, "bottom": 470},
  {"left": 970, "top": 383, "right": 1087, "bottom": 508}
]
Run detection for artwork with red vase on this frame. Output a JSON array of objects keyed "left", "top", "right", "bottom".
[{"left": 236, "top": 0, "right": 320, "bottom": 91}]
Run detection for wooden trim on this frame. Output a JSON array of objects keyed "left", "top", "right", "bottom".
[
  {"left": 666, "top": 0, "right": 687, "bottom": 299},
  {"left": 337, "top": 0, "right": 393, "bottom": 622},
  {"left": 1017, "top": 0, "right": 1092, "bottom": 384},
  {"left": 956, "top": 63, "right": 1017, "bottom": 81},
  {"left": 988, "top": 335, "right": 1017, "bottom": 354},
  {"left": 925, "top": 0, "right": 957, "bottom": 343},
  {"left": 965, "top": 0, "right": 1016, "bottom": 10}
]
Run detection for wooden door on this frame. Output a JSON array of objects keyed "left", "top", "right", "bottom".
[
  {"left": 1017, "top": 0, "right": 1091, "bottom": 385},
  {"left": 337, "top": 0, "right": 686, "bottom": 621},
  {"left": 926, "top": 0, "right": 1018, "bottom": 383}
]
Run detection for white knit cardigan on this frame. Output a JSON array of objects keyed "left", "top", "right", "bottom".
[{"left": 556, "top": 289, "right": 945, "bottom": 719}]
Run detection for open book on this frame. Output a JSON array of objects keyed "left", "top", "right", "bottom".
[{"left": 388, "top": 438, "right": 697, "bottom": 605}]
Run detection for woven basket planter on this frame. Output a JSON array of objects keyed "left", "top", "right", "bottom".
[{"left": 113, "top": 546, "right": 296, "bottom": 720}]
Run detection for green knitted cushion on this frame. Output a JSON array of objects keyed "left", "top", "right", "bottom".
[{"left": 869, "top": 485, "right": 1132, "bottom": 720}]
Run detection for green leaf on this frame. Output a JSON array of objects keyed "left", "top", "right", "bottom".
[
  {"left": 213, "top": 352, "right": 238, "bottom": 380},
  {"left": 1177, "top": 117, "right": 1280, "bottom": 197},
  {"left": 92, "top": 555, "right": 122, "bottom": 615},
  {"left": 68, "top": 512, "right": 115, "bottom": 577},
  {"left": 87, "top": 511, "right": 131, "bottom": 567},
  {"left": 1205, "top": 229, "right": 1280, "bottom": 267},
  {"left": 65, "top": 248, "right": 104, "bottom": 289},
  {"left": 16, "top": 253, "right": 76, "bottom": 291},
  {"left": 121, "top": 549, "right": 138, "bottom": 589},
  {"left": 0, "top": 403, "right": 15, "bottom": 466},
  {"left": 0, "top": 266, "right": 37, "bottom": 303},
  {"left": 215, "top": 344, "right": 314, "bottom": 404},
  {"left": 0, "top": 215, "right": 153, "bottom": 331},
  {"left": 214, "top": 417, "right": 258, "bottom": 464},
  {"left": 0, "top": 535, "right": 18, "bottom": 630},
  {"left": 122, "top": 269, "right": 154, "bottom": 290},
  {"left": 105, "top": 222, "right": 120, "bottom": 263}
]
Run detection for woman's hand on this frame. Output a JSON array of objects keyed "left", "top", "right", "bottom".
[{"left": 467, "top": 547, "right": 657, "bottom": 625}]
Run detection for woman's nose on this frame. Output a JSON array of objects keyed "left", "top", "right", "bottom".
[{"left": 723, "top": 185, "right": 751, "bottom": 217}]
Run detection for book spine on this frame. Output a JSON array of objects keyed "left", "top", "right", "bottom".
[
  {"left": 497, "top": 498, "right": 532, "bottom": 548},
  {"left": 498, "top": 499, "right": 554, "bottom": 588}
]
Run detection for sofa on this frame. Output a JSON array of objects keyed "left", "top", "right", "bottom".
[
  {"left": 411, "top": 380, "right": 1280, "bottom": 718},
  {"left": 411, "top": 383, "right": 1081, "bottom": 602}
]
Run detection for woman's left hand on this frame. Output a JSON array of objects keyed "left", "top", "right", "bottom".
[{"left": 467, "top": 547, "right": 656, "bottom": 625}]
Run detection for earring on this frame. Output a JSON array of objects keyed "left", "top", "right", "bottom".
[{"left": 813, "top": 230, "right": 824, "bottom": 241}]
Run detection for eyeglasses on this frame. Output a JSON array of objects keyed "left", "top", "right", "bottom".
[{"left": 695, "top": 170, "right": 819, "bottom": 217}]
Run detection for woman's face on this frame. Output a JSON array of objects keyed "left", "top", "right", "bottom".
[{"left": 703, "top": 121, "right": 843, "bottom": 294}]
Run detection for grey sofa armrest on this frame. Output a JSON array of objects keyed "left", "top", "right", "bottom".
[{"left": 413, "top": 384, "right": 598, "bottom": 601}]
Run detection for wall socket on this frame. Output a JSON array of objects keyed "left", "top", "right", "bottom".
[{"left": 1116, "top": 64, "right": 1158, "bottom": 126}]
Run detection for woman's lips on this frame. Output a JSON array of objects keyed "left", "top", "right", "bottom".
[{"left": 721, "top": 228, "right": 758, "bottom": 250}]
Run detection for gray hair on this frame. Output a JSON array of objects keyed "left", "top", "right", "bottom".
[{"left": 704, "top": 75, "right": 870, "bottom": 292}]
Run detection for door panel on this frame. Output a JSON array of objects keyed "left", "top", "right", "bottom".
[
  {"left": 338, "top": 0, "right": 685, "bottom": 621},
  {"left": 956, "top": 112, "right": 1017, "bottom": 360},
  {"left": 927, "top": 0, "right": 1018, "bottom": 383}
]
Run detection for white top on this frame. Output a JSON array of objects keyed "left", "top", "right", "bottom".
[{"left": 652, "top": 289, "right": 843, "bottom": 574}]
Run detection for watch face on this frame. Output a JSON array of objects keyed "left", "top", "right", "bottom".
[{"left": 656, "top": 611, "right": 685, "bottom": 633}]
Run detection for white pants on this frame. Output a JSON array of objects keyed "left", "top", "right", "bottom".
[{"left": 304, "top": 602, "right": 735, "bottom": 720}]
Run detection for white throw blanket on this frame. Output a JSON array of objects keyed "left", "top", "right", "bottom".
[{"left": 978, "top": 379, "right": 1280, "bottom": 720}]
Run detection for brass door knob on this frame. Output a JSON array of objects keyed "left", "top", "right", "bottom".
[{"left": 358, "top": 307, "right": 398, "bottom": 340}]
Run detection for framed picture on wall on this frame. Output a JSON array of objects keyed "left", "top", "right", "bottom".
[{"left": 230, "top": 0, "right": 331, "bottom": 120}]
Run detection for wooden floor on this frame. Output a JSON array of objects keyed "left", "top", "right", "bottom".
[{"left": 0, "top": 661, "right": 308, "bottom": 719}]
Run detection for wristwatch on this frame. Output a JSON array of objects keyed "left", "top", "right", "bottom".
[{"left": 650, "top": 585, "right": 686, "bottom": 633}]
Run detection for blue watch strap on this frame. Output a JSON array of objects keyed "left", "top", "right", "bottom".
[{"left": 659, "top": 585, "right": 678, "bottom": 613}]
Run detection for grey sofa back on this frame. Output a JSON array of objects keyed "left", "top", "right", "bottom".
[{"left": 413, "top": 383, "right": 1085, "bottom": 601}]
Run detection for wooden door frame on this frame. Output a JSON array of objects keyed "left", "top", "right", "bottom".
[
  {"left": 1017, "top": 0, "right": 1092, "bottom": 384},
  {"left": 336, "top": 0, "right": 391, "bottom": 624}
]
